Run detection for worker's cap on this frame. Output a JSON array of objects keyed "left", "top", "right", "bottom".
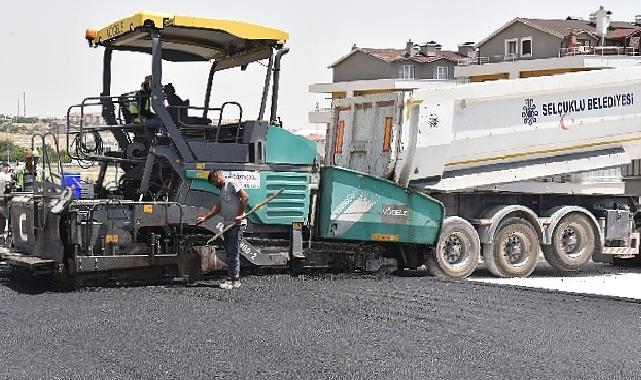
[
  {"left": 25, "top": 149, "right": 40, "bottom": 158},
  {"left": 0, "top": 161, "right": 9, "bottom": 167}
]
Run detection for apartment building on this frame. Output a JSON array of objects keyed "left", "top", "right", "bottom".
[{"left": 309, "top": 40, "right": 473, "bottom": 124}]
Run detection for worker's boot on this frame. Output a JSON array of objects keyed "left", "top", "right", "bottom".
[
  {"left": 219, "top": 279, "right": 234, "bottom": 289},
  {"left": 220, "top": 278, "right": 241, "bottom": 289}
]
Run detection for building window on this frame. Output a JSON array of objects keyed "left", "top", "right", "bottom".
[
  {"left": 435, "top": 66, "right": 449, "bottom": 80},
  {"left": 521, "top": 37, "right": 533, "bottom": 57},
  {"left": 579, "top": 39, "right": 592, "bottom": 48},
  {"left": 399, "top": 65, "right": 415, "bottom": 79},
  {"left": 504, "top": 38, "right": 518, "bottom": 58}
]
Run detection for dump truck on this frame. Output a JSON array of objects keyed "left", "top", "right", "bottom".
[
  {"left": 326, "top": 67, "right": 641, "bottom": 278},
  {"left": 0, "top": 12, "right": 446, "bottom": 286}
]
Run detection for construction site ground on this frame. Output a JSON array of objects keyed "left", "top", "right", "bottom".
[{"left": 2, "top": 259, "right": 641, "bottom": 379}]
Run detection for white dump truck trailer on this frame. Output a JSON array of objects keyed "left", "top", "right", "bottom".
[{"left": 326, "top": 67, "right": 641, "bottom": 278}]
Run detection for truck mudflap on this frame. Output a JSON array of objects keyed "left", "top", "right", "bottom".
[{"left": 317, "top": 166, "right": 444, "bottom": 245}]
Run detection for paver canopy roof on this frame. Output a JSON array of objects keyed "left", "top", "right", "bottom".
[{"left": 86, "top": 11, "right": 288, "bottom": 62}]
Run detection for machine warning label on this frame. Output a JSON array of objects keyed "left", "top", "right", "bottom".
[
  {"left": 382, "top": 204, "right": 408, "bottom": 224},
  {"left": 224, "top": 171, "right": 261, "bottom": 189},
  {"left": 371, "top": 233, "right": 400, "bottom": 242}
]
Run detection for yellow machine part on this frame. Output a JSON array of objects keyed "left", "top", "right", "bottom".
[{"left": 91, "top": 11, "right": 289, "bottom": 46}]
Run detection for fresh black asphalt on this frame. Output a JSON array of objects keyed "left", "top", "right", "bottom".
[{"left": 1, "top": 265, "right": 640, "bottom": 379}]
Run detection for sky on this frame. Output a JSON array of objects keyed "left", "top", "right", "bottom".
[{"left": 1, "top": 1, "right": 639, "bottom": 132}]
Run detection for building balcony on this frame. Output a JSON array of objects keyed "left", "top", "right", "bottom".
[
  {"left": 462, "top": 47, "right": 640, "bottom": 69},
  {"left": 457, "top": 56, "right": 490, "bottom": 66},
  {"left": 308, "top": 108, "right": 332, "bottom": 124},
  {"left": 455, "top": 54, "right": 641, "bottom": 81},
  {"left": 560, "top": 46, "right": 639, "bottom": 57},
  {"left": 309, "top": 78, "right": 456, "bottom": 95}
]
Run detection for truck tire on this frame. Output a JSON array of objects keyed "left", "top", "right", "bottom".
[
  {"left": 427, "top": 217, "right": 480, "bottom": 279},
  {"left": 543, "top": 213, "right": 595, "bottom": 272},
  {"left": 483, "top": 217, "right": 539, "bottom": 278}
]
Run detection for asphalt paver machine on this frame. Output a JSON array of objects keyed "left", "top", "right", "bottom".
[{"left": 2, "top": 12, "right": 445, "bottom": 286}]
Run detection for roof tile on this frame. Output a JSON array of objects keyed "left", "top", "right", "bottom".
[
  {"left": 521, "top": 18, "right": 640, "bottom": 40},
  {"left": 329, "top": 47, "right": 467, "bottom": 68}
]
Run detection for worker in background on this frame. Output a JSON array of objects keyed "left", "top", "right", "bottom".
[
  {"left": 196, "top": 170, "right": 249, "bottom": 289},
  {"left": 0, "top": 162, "right": 12, "bottom": 193},
  {"left": 0, "top": 162, "right": 12, "bottom": 244},
  {"left": 164, "top": 82, "right": 188, "bottom": 123},
  {"left": 16, "top": 149, "right": 39, "bottom": 192},
  {"left": 129, "top": 75, "right": 155, "bottom": 124}
]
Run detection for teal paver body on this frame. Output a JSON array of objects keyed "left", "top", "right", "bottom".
[
  {"left": 187, "top": 170, "right": 311, "bottom": 225},
  {"left": 318, "top": 167, "right": 444, "bottom": 245},
  {"left": 265, "top": 127, "right": 317, "bottom": 165}
]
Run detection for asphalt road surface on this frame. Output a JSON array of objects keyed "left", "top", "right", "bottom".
[{"left": 2, "top": 266, "right": 641, "bottom": 379}]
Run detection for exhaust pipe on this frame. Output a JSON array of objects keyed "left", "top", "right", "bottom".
[{"left": 269, "top": 48, "right": 290, "bottom": 125}]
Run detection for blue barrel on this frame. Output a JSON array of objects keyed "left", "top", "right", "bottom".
[{"left": 62, "top": 172, "right": 82, "bottom": 199}]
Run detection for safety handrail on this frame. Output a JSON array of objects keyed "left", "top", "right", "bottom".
[
  {"left": 67, "top": 95, "right": 154, "bottom": 163},
  {"left": 167, "top": 102, "right": 245, "bottom": 143},
  {"left": 68, "top": 95, "right": 248, "bottom": 162},
  {"left": 29, "top": 131, "right": 65, "bottom": 231},
  {"left": 166, "top": 105, "right": 222, "bottom": 125},
  {"left": 216, "top": 102, "right": 243, "bottom": 142}
]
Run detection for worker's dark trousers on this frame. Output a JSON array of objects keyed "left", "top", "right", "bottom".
[
  {"left": 0, "top": 213, "right": 5, "bottom": 236},
  {"left": 224, "top": 225, "right": 244, "bottom": 280}
]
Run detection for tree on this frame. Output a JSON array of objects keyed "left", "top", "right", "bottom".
[
  {"left": 48, "top": 148, "right": 72, "bottom": 164},
  {"left": 0, "top": 139, "right": 27, "bottom": 162},
  {"left": 42, "top": 144, "right": 72, "bottom": 164},
  {"left": 0, "top": 141, "right": 71, "bottom": 165}
]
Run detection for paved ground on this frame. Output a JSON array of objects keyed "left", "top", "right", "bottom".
[
  {"left": 2, "top": 265, "right": 641, "bottom": 379},
  {"left": 470, "top": 260, "right": 641, "bottom": 300}
]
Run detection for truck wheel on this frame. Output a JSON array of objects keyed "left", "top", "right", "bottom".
[
  {"left": 427, "top": 217, "right": 480, "bottom": 279},
  {"left": 483, "top": 217, "right": 539, "bottom": 278},
  {"left": 543, "top": 213, "right": 595, "bottom": 271}
]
